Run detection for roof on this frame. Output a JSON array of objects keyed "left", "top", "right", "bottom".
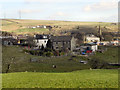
[
  {"left": 34, "top": 34, "right": 51, "bottom": 39},
  {"left": 81, "top": 43, "right": 97, "bottom": 46},
  {"left": 51, "top": 36, "right": 72, "bottom": 42},
  {"left": 86, "top": 34, "right": 99, "bottom": 38}
]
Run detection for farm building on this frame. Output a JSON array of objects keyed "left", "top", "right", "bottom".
[
  {"left": 84, "top": 34, "right": 100, "bottom": 43},
  {"left": 51, "top": 36, "right": 76, "bottom": 51}
]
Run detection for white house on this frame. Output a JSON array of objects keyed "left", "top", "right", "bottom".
[
  {"left": 80, "top": 43, "right": 98, "bottom": 52},
  {"left": 85, "top": 34, "right": 100, "bottom": 43},
  {"left": 110, "top": 40, "right": 119, "bottom": 46},
  {"left": 34, "top": 34, "right": 50, "bottom": 49},
  {"left": 97, "top": 41, "right": 110, "bottom": 46}
]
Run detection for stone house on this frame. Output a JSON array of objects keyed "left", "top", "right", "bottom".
[
  {"left": 1, "top": 36, "right": 18, "bottom": 46},
  {"left": 50, "top": 36, "right": 76, "bottom": 51}
]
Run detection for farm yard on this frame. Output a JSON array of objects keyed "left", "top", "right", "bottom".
[{"left": 2, "top": 69, "right": 118, "bottom": 88}]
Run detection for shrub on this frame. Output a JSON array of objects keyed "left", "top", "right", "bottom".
[
  {"left": 60, "top": 52, "right": 65, "bottom": 56},
  {"left": 89, "top": 58, "right": 109, "bottom": 69},
  {"left": 46, "top": 52, "right": 54, "bottom": 57}
]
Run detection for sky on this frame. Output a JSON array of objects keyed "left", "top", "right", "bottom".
[{"left": 0, "top": 0, "right": 119, "bottom": 22}]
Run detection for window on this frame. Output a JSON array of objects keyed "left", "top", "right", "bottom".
[
  {"left": 56, "top": 42, "right": 58, "bottom": 44},
  {"left": 68, "top": 48, "right": 71, "bottom": 50},
  {"left": 56, "top": 47, "right": 58, "bottom": 49}
]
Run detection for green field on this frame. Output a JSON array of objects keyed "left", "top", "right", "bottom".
[
  {"left": 10, "top": 28, "right": 49, "bottom": 33},
  {"left": 1, "top": 19, "right": 118, "bottom": 35},
  {"left": 2, "top": 46, "right": 118, "bottom": 73},
  {"left": 2, "top": 69, "right": 118, "bottom": 88},
  {"left": 2, "top": 46, "right": 90, "bottom": 73},
  {"left": 91, "top": 46, "right": 118, "bottom": 63}
]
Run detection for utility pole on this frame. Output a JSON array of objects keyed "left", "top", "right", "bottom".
[
  {"left": 4, "top": 12, "right": 6, "bottom": 19},
  {"left": 98, "top": 22, "right": 103, "bottom": 41},
  {"left": 19, "top": 10, "right": 21, "bottom": 19}
]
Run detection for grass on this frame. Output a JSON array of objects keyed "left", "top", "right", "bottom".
[
  {"left": 2, "top": 69, "right": 118, "bottom": 88},
  {"left": 91, "top": 46, "right": 118, "bottom": 63},
  {"left": 2, "top": 45, "right": 119, "bottom": 73},
  {"left": 1, "top": 19, "right": 118, "bottom": 35},
  {"left": 10, "top": 28, "right": 49, "bottom": 34},
  {"left": 2, "top": 46, "right": 90, "bottom": 73}
]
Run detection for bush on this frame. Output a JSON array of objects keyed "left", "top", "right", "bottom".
[
  {"left": 23, "top": 49, "right": 29, "bottom": 53},
  {"left": 46, "top": 52, "right": 54, "bottom": 57},
  {"left": 60, "top": 52, "right": 65, "bottom": 56},
  {"left": 89, "top": 58, "right": 108, "bottom": 69},
  {"left": 53, "top": 50, "right": 59, "bottom": 56}
]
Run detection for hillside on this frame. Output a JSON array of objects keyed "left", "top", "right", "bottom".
[
  {"left": 1, "top": 19, "right": 118, "bottom": 35},
  {"left": 2, "top": 69, "right": 118, "bottom": 88},
  {"left": 2, "top": 46, "right": 118, "bottom": 73},
  {"left": 2, "top": 46, "right": 90, "bottom": 73}
]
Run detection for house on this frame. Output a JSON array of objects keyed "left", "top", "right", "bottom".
[
  {"left": 97, "top": 41, "right": 110, "bottom": 46},
  {"left": 34, "top": 34, "right": 51, "bottom": 49},
  {"left": 84, "top": 34, "right": 100, "bottom": 43},
  {"left": 110, "top": 40, "right": 119, "bottom": 46},
  {"left": 1, "top": 36, "right": 18, "bottom": 46},
  {"left": 46, "top": 26, "right": 52, "bottom": 31},
  {"left": 17, "top": 35, "right": 28, "bottom": 45},
  {"left": 50, "top": 36, "right": 76, "bottom": 51},
  {"left": 80, "top": 43, "right": 98, "bottom": 52}
]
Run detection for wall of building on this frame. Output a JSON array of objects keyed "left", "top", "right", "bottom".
[
  {"left": 71, "top": 37, "right": 76, "bottom": 51},
  {"left": 52, "top": 41, "right": 71, "bottom": 51},
  {"left": 86, "top": 37, "right": 100, "bottom": 43},
  {"left": 34, "top": 39, "right": 48, "bottom": 48}
]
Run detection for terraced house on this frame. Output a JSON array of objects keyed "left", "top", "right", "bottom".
[{"left": 51, "top": 36, "right": 76, "bottom": 51}]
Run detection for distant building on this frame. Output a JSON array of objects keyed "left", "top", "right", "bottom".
[
  {"left": 34, "top": 34, "right": 51, "bottom": 49},
  {"left": 17, "top": 35, "right": 28, "bottom": 45},
  {"left": 0, "top": 36, "right": 18, "bottom": 46},
  {"left": 97, "top": 41, "right": 110, "bottom": 46},
  {"left": 51, "top": 36, "right": 76, "bottom": 51},
  {"left": 84, "top": 34, "right": 100, "bottom": 43},
  {"left": 80, "top": 43, "right": 98, "bottom": 52}
]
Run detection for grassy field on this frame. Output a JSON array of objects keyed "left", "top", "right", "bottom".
[
  {"left": 2, "top": 46, "right": 119, "bottom": 73},
  {"left": 2, "top": 69, "right": 118, "bottom": 88},
  {"left": 91, "top": 46, "right": 118, "bottom": 63},
  {"left": 9, "top": 28, "right": 50, "bottom": 34},
  {"left": 1, "top": 19, "right": 118, "bottom": 35},
  {"left": 2, "top": 46, "right": 90, "bottom": 73}
]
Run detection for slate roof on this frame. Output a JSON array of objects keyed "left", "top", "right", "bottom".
[
  {"left": 35, "top": 34, "right": 51, "bottom": 39},
  {"left": 81, "top": 43, "right": 97, "bottom": 46}
]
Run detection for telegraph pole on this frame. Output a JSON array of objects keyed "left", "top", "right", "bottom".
[
  {"left": 19, "top": 10, "right": 21, "bottom": 19},
  {"left": 4, "top": 12, "right": 6, "bottom": 19}
]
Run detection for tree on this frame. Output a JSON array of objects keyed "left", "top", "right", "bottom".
[
  {"left": 46, "top": 39, "right": 52, "bottom": 49},
  {"left": 27, "top": 37, "right": 36, "bottom": 47},
  {"left": 89, "top": 58, "right": 108, "bottom": 69},
  {"left": 104, "top": 35, "right": 113, "bottom": 41},
  {"left": 41, "top": 44, "right": 44, "bottom": 50}
]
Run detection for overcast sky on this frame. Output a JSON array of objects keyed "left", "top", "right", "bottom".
[{"left": 0, "top": 0, "right": 119, "bottom": 22}]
